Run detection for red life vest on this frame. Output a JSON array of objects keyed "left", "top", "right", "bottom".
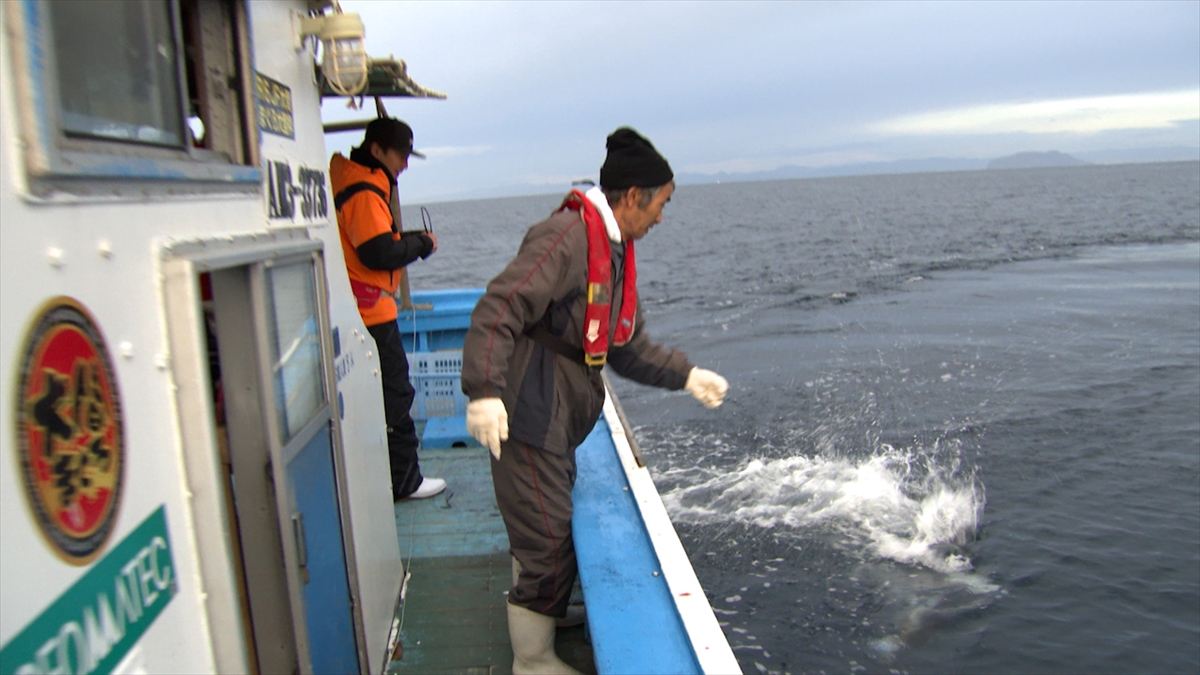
[{"left": 558, "top": 190, "right": 637, "bottom": 366}]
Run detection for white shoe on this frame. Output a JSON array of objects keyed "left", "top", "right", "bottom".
[{"left": 407, "top": 477, "right": 447, "bottom": 499}]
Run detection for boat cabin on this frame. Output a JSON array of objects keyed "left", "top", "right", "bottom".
[{"left": 0, "top": 1, "right": 438, "bottom": 672}]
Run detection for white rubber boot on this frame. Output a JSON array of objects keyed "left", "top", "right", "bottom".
[{"left": 507, "top": 603, "right": 581, "bottom": 675}]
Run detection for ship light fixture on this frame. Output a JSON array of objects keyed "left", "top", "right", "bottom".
[{"left": 296, "top": 10, "right": 368, "bottom": 96}]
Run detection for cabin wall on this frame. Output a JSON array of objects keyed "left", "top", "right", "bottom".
[
  {"left": 0, "top": 8, "right": 222, "bottom": 673},
  {"left": 248, "top": 3, "right": 404, "bottom": 671},
  {"left": 0, "top": 2, "right": 401, "bottom": 673}
]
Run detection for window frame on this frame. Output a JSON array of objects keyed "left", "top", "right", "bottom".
[{"left": 6, "top": 0, "right": 261, "bottom": 191}]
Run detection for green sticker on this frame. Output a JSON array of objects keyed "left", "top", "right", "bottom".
[{"left": 1, "top": 506, "right": 177, "bottom": 674}]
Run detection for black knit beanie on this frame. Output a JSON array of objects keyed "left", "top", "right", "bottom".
[{"left": 599, "top": 127, "right": 673, "bottom": 190}]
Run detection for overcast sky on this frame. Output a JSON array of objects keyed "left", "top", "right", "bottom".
[{"left": 319, "top": 1, "right": 1200, "bottom": 203}]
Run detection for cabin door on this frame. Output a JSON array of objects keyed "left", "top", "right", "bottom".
[
  {"left": 199, "top": 248, "right": 363, "bottom": 674},
  {"left": 256, "top": 255, "right": 360, "bottom": 675}
]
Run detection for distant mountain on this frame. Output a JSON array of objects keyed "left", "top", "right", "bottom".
[
  {"left": 421, "top": 145, "right": 1199, "bottom": 203},
  {"left": 675, "top": 157, "right": 989, "bottom": 186},
  {"left": 671, "top": 146, "right": 1199, "bottom": 190},
  {"left": 987, "top": 151, "right": 1088, "bottom": 170},
  {"left": 1076, "top": 146, "right": 1200, "bottom": 164}
]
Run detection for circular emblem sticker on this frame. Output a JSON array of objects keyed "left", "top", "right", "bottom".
[{"left": 15, "top": 298, "right": 124, "bottom": 565}]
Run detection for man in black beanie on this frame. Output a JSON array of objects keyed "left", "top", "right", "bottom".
[{"left": 461, "top": 127, "right": 728, "bottom": 673}]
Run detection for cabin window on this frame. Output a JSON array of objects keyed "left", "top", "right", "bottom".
[
  {"left": 9, "top": 0, "right": 259, "bottom": 190},
  {"left": 50, "top": 1, "right": 185, "bottom": 147},
  {"left": 264, "top": 259, "right": 327, "bottom": 441}
]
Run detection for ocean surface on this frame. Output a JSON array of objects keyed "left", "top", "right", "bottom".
[{"left": 403, "top": 161, "right": 1200, "bottom": 675}]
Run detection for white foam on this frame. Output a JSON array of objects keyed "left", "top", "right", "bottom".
[{"left": 661, "top": 443, "right": 985, "bottom": 574}]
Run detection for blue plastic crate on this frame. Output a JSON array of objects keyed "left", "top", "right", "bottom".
[
  {"left": 408, "top": 350, "right": 465, "bottom": 420},
  {"left": 408, "top": 349, "right": 473, "bottom": 448},
  {"left": 400, "top": 289, "right": 483, "bottom": 448}
]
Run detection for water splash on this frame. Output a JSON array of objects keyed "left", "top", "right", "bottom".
[{"left": 660, "top": 441, "right": 984, "bottom": 575}]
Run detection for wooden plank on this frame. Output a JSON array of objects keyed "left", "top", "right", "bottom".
[
  {"left": 389, "top": 417, "right": 594, "bottom": 673},
  {"left": 395, "top": 446, "right": 509, "bottom": 559}
]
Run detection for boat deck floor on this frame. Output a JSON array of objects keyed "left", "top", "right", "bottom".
[{"left": 387, "top": 443, "right": 595, "bottom": 674}]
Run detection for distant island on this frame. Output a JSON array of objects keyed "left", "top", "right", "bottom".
[
  {"left": 670, "top": 146, "right": 1195, "bottom": 187},
  {"left": 987, "top": 151, "right": 1089, "bottom": 170},
  {"left": 422, "top": 145, "right": 1199, "bottom": 202}
]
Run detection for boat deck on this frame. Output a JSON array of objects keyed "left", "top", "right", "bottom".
[
  {"left": 386, "top": 443, "right": 594, "bottom": 674},
  {"left": 385, "top": 282, "right": 735, "bottom": 674}
]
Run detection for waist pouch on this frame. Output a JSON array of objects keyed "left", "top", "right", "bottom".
[{"left": 349, "top": 279, "right": 382, "bottom": 309}]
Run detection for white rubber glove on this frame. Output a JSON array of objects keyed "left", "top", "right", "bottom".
[
  {"left": 685, "top": 367, "right": 728, "bottom": 409},
  {"left": 466, "top": 397, "right": 509, "bottom": 459}
]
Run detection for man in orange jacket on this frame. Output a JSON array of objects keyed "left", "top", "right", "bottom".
[{"left": 330, "top": 118, "right": 446, "bottom": 500}]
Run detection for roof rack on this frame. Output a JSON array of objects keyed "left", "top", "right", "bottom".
[{"left": 319, "top": 56, "right": 446, "bottom": 100}]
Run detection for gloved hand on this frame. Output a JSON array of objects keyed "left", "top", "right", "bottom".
[
  {"left": 466, "top": 397, "right": 509, "bottom": 459},
  {"left": 685, "top": 367, "right": 728, "bottom": 409}
]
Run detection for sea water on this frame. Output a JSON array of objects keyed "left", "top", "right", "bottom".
[{"left": 405, "top": 161, "right": 1200, "bottom": 674}]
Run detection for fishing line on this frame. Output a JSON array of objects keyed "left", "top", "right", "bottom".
[
  {"left": 397, "top": 504, "right": 417, "bottom": 638},
  {"left": 393, "top": 205, "right": 429, "bottom": 652},
  {"left": 382, "top": 503, "right": 418, "bottom": 669}
]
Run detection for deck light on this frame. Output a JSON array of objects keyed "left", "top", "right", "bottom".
[{"left": 295, "top": 10, "right": 368, "bottom": 96}]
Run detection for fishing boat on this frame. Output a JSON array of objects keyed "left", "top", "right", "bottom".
[{"left": 0, "top": 1, "right": 739, "bottom": 673}]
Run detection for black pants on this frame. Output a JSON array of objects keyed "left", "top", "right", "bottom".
[
  {"left": 491, "top": 439, "right": 578, "bottom": 617},
  {"left": 366, "top": 320, "right": 424, "bottom": 498}
]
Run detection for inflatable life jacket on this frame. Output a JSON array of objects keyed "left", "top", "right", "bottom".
[{"left": 558, "top": 190, "right": 637, "bottom": 366}]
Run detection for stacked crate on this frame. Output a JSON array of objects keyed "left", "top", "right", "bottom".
[{"left": 396, "top": 289, "right": 484, "bottom": 448}]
